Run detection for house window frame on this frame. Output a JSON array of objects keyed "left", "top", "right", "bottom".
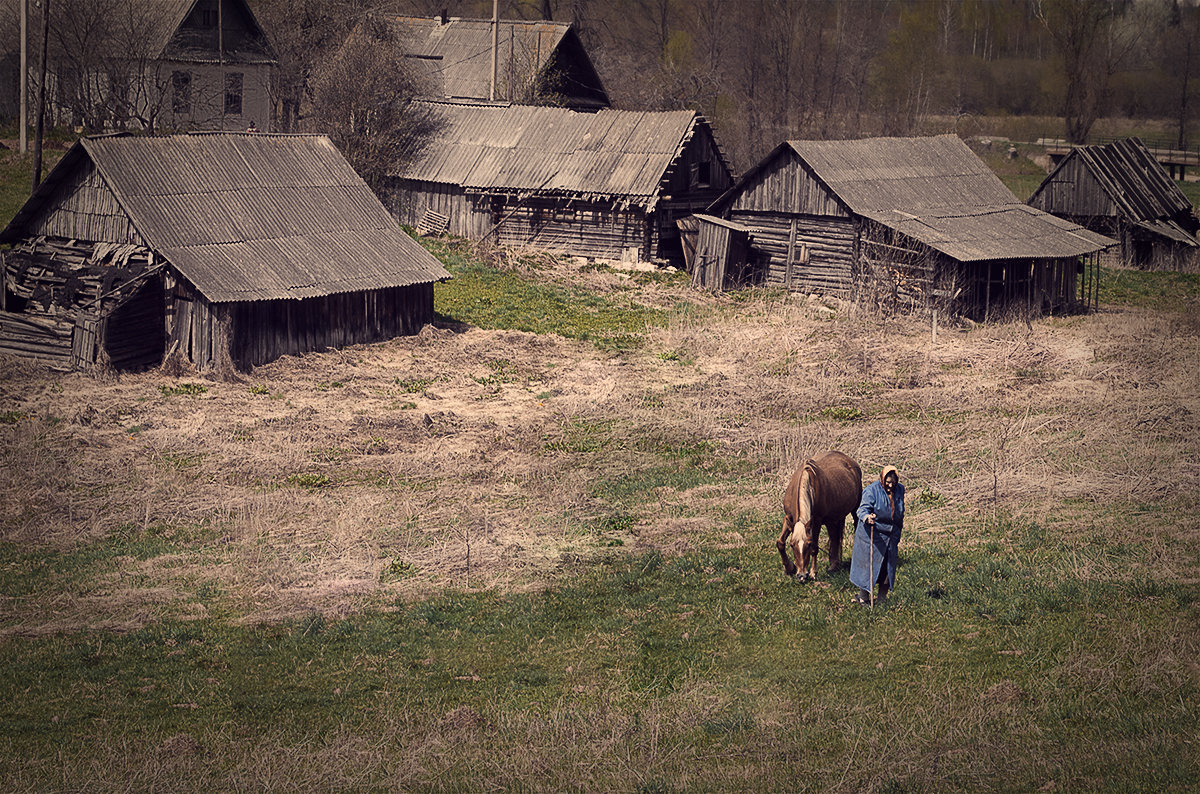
[
  {"left": 171, "top": 70, "right": 192, "bottom": 115},
  {"left": 224, "top": 72, "right": 243, "bottom": 117}
]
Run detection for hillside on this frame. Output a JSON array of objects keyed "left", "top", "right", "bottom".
[{"left": 1, "top": 242, "right": 1198, "bottom": 790}]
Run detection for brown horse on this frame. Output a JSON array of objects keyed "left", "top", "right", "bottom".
[{"left": 777, "top": 451, "right": 863, "bottom": 581}]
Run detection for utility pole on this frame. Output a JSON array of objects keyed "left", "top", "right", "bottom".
[
  {"left": 19, "top": 0, "right": 27, "bottom": 154},
  {"left": 490, "top": 0, "right": 498, "bottom": 102},
  {"left": 32, "top": 0, "right": 49, "bottom": 191}
]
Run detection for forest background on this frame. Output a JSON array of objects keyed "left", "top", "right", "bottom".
[
  {"left": 253, "top": 0, "right": 1200, "bottom": 175},
  {"left": 1, "top": 0, "right": 1198, "bottom": 179}
]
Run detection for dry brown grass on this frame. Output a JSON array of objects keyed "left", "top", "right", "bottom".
[{"left": 2, "top": 267, "right": 1198, "bottom": 634}]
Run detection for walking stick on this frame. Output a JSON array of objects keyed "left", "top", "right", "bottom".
[{"left": 869, "top": 518, "right": 875, "bottom": 608}]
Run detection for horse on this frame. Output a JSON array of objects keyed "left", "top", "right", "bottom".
[{"left": 776, "top": 451, "right": 863, "bottom": 581}]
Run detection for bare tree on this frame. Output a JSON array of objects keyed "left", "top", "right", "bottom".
[
  {"left": 309, "top": 16, "right": 440, "bottom": 194},
  {"left": 1036, "top": 0, "right": 1145, "bottom": 143},
  {"left": 30, "top": 0, "right": 175, "bottom": 133}
]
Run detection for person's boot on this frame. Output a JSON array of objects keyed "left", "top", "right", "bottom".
[{"left": 877, "top": 581, "right": 890, "bottom": 603}]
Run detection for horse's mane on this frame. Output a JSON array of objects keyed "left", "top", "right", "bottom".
[{"left": 797, "top": 460, "right": 819, "bottom": 528}]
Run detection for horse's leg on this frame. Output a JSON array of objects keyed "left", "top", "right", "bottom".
[
  {"left": 802, "top": 524, "right": 819, "bottom": 581},
  {"left": 776, "top": 516, "right": 798, "bottom": 577},
  {"left": 827, "top": 519, "right": 844, "bottom": 573}
]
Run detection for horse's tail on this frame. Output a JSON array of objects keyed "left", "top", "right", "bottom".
[{"left": 797, "top": 459, "right": 818, "bottom": 531}]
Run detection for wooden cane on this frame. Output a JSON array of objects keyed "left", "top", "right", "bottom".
[{"left": 869, "top": 518, "right": 875, "bottom": 608}]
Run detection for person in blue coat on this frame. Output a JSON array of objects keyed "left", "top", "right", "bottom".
[{"left": 850, "top": 466, "right": 904, "bottom": 605}]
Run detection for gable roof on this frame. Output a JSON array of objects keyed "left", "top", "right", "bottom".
[
  {"left": 106, "top": 0, "right": 277, "bottom": 65},
  {"left": 397, "top": 102, "right": 719, "bottom": 209},
  {"left": 719, "top": 135, "right": 1112, "bottom": 262},
  {"left": 2, "top": 134, "right": 449, "bottom": 303},
  {"left": 1029, "top": 137, "right": 1198, "bottom": 245},
  {"left": 369, "top": 15, "right": 608, "bottom": 107}
]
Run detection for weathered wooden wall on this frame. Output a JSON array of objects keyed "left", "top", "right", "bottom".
[
  {"left": 22, "top": 161, "right": 143, "bottom": 244},
  {"left": 726, "top": 149, "right": 850, "bottom": 218},
  {"left": 854, "top": 219, "right": 1091, "bottom": 319},
  {"left": 728, "top": 211, "right": 856, "bottom": 296},
  {"left": 1028, "top": 158, "right": 1118, "bottom": 219},
  {"left": 392, "top": 180, "right": 652, "bottom": 261},
  {"left": 490, "top": 198, "right": 649, "bottom": 261},
  {"left": 391, "top": 122, "right": 731, "bottom": 267},
  {"left": 690, "top": 221, "right": 732, "bottom": 289},
  {"left": 392, "top": 181, "right": 491, "bottom": 240},
  {"left": 222, "top": 282, "right": 435, "bottom": 370}
]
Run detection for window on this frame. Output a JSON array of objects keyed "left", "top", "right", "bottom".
[
  {"left": 224, "top": 72, "right": 243, "bottom": 116},
  {"left": 171, "top": 71, "right": 191, "bottom": 114},
  {"left": 694, "top": 160, "right": 711, "bottom": 188}
]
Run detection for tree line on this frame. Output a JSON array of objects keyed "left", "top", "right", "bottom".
[
  {"left": 2, "top": 0, "right": 1196, "bottom": 176},
  {"left": 252, "top": 0, "right": 1200, "bottom": 171}
]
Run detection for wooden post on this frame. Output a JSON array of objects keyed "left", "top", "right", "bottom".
[{"left": 785, "top": 217, "right": 798, "bottom": 290}]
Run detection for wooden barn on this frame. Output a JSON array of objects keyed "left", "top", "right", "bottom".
[
  {"left": 695, "top": 135, "right": 1114, "bottom": 318},
  {"left": 361, "top": 13, "right": 609, "bottom": 109},
  {"left": 389, "top": 102, "right": 732, "bottom": 266},
  {"left": 0, "top": 133, "right": 450, "bottom": 372},
  {"left": 1027, "top": 137, "right": 1200, "bottom": 272}
]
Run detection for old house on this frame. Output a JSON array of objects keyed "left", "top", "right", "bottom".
[
  {"left": 44, "top": 0, "right": 275, "bottom": 133},
  {"left": 389, "top": 101, "right": 732, "bottom": 266},
  {"left": 1027, "top": 137, "right": 1200, "bottom": 271},
  {"left": 695, "top": 135, "right": 1113, "bottom": 318},
  {"left": 361, "top": 13, "right": 609, "bottom": 110},
  {"left": 0, "top": 133, "right": 450, "bottom": 371}
]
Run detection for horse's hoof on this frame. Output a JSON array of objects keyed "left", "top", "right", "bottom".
[{"left": 793, "top": 573, "right": 811, "bottom": 584}]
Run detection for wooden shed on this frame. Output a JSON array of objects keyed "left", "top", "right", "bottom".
[
  {"left": 700, "top": 135, "right": 1114, "bottom": 318},
  {"left": 362, "top": 14, "right": 609, "bottom": 110},
  {"left": 1028, "top": 137, "right": 1200, "bottom": 272},
  {"left": 1, "top": 133, "right": 450, "bottom": 371},
  {"left": 389, "top": 102, "right": 732, "bottom": 266}
]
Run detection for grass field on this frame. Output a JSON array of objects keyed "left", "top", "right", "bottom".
[
  {"left": 1, "top": 236, "right": 1198, "bottom": 790},
  {"left": 1, "top": 119, "right": 1199, "bottom": 791}
]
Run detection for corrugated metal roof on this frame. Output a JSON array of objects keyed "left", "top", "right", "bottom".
[
  {"left": 398, "top": 103, "right": 703, "bottom": 208},
  {"left": 788, "top": 135, "right": 1019, "bottom": 212},
  {"left": 375, "top": 15, "right": 610, "bottom": 105},
  {"left": 861, "top": 204, "right": 1115, "bottom": 262},
  {"left": 4, "top": 134, "right": 449, "bottom": 304},
  {"left": 1052, "top": 137, "right": 1194, "bottom": 223},
  {"left": 787, "top": 135, "right": 1112, "bottom": 261}
]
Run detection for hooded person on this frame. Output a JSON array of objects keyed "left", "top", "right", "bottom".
[{"left": 850, "top": 466, "right": 905, "bottom": 605}]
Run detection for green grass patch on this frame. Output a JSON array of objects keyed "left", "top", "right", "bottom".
[
  {"left": 285, "top": 472, "right": 330, "bottom": 489},
  {"left": 158, "top": 383, "right": 208, "bottom": 398},
  {"left": 1, "top": 516, "right": 1196, "bottom": 790},
  {"left": 423, "top": 239, "right": 672, "bottom": 350},
  {"left": 1097, "top": 264, "right": 1200, "bottom": 311},
  {"left": 0, "top": 150, "right": 66, "bottom": 229}
]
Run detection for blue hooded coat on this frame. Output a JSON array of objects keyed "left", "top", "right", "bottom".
[{"left": 849, "top": 468, "right": 905, "bottom": 592}]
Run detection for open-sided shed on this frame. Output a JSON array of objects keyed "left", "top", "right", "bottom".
[
  {"left": 1, "top": 133, "right": 450, "bottom": 371},
  {"left": 389, "top": 101, "right": 732, "bottom": 266},
  {"left": 1027, "top": 137, "right": 1200, "bottom": 272},
  {"left": 698, "top": 135, "right": 1113, "bottom": 318}
]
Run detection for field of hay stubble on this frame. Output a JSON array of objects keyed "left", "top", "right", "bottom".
[{"left": 1, "top": 239, "right": 1198, "bottom": 791}]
